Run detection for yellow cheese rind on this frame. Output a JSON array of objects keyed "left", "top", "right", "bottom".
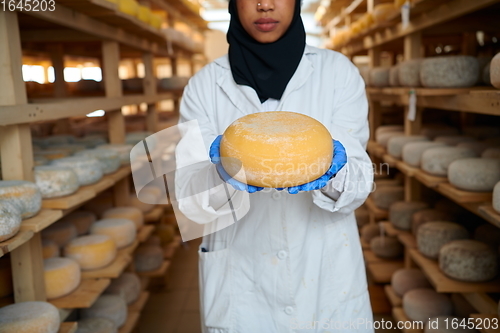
[
  {"left": 42, "top": 239, "right": 60, "bottom": 259},
  {"left": 102, "top": 207, "right": 143, "bottom": 229},
  {"left": 0, "top": 301, "right": 60, "bottom": 333},
  {"left": 44, "top": 257, "right": 81, "bottom": 300},
  {"left": 90, "top": 218, "right": 136, "bottom": 249},
  {"left": 64, "top": 235, "right": 117, "bottom": 270},
  {"left": 220, "top": 111, "right": 333, "bottom": 188}
]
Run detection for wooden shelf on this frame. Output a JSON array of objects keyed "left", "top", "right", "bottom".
[
  {"left": 136, "top": 260, "right": 170, "bottom": 277},
  {"left": 163, "top": 235, "right": 182, "bottom": 259},
  {"left": 367, "top": 140, "right": 386, "bottom": 159},
  {"left": 437, "top": 183, "right": 492, "bottom": 204},
  {"left": 42, "top": 188, "right": 95, "bottom": 210},
  {"left": 49, "top": 278, "right": 110, "bottom": 309},
  {"left": 20, "top": 209, "right": 63, "bottom": 232},
  {"left": 59, "top": 322, "right": 77, "bottom": 333},
  {"left": 81, "top": 177, "right": 115, "bottom": 195},
  {"left": 128, "top": 291, "right": 150, "bottom": 313},
  {"left": 396, "top": 161, "right": 420, "bottom": 177},
  {"left": 384, "top": 285, "right": 402, "bottom": 307},
  {"left": 0, "top": 230, "right": 34, "bottom": 258},
  {"left": 118, "top": 240, "right": 139, "bottom": 257},
  {"left": 409, "top": 249, "right": 500, "bottom": 293},
  {"left": 469, "top": 314, "right": 500, "bottom": 333},
  {"left": 365, "top": 197, "right": 389, "bottom": 220},
  {"left": 478, "top": 205, "right": 500, "bottom": 228},
  {"left": 118, "top": 311, "right": 140, "bottom": 333},
  {"left": 81, "top": 252, "right": 132, "bottom": 279},
  {"left": 380, "top": 221, "right": 399, "bottom": 237},
  {"left": 144, "top": 206, "right": 164, "bottom": 223},
  {"left": 462, "top": 293, "right": 499, "bottom": 315},
  {"left": 392, "top": 308, "right": 425, "bottom": 333},
  {"left": 383, "top": 154, "right": 400, "bottom": 168},
  {"left": 367, "top": 261, "right": 404, "bottom": 284},
  {"left": 138, "top": 225, "right": 155, "bottom": 243},
  {"left": 398, "top": 232, "right": 417, "bottom": 249},
  {"left": 414, "top": 169, "right": 448, "bottom": 188}
]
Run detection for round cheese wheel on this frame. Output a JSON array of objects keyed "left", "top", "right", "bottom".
[
  {"left": 448, "top": 158, "right": 500, "bottom": 192},
  {"left": 421, "top": 147, "right": 477, "bottom": 176},
  {"left": 372, "top": 186, "right": 404, "bottom": 210},
  {"left": 434, "top": 135, "right": 476, "bottom": 146},
  {"left": 402, "top": 142, "right": 447, "bottom": 167},
  {"left": 403, "top": 288, "right": 453, "bottom": 322},
  {"left": 373, "top": 3, "right": 398, "bottom": 23},
  {"left": 456, "top": 142, "right": 494, "bottom": 155},
  {"left": 34, "top": 166, "right": 79, "bottom": 199},
  {"left": 376, "top": 131, "right": 404, "bottom": 148},
  {"left": 42, "top": 220, "right": 78, "bottom": 247},
  {"left": 34, "top": 156, "right": 49, "bottom": 166},
  {"left": 482, "top": 147, "right": 500, "bottom": 159},
  {"left": 474, "top": 223, "right": 500, "bottom": 250},
  {"left": 439, "top": 240, "right": 498, "bottom": 282},
  {"left": 102, "top": 207, "right": 143, "bottom": 229},
  {"left": 424, "top": 316, "right": 479, "bottom": 332},
  {"left": 77, "top": 135, "right": 108, "bottom": 149},
  {"left": 361, "top": 223, "right": 383, "bottom": 243},
  {"left": 220, "top": 111, "right": 333, "bottom": 188},
  {"left": 76, "top": 318, "right": 117, "bottom": 333},
  {"left": 411, "top": 209, "right": 455, "bottom": 235},
  {"left": 493, "top": 181, "right": 500, "bottom": 213},
  {"left": 74, "top": 149, "right": 120, "bottom": 175},
  {"left": 389, "top": 66, "right": 400, "bottom": 86},
  {"left": 420, "top": 125, "right": 459, "bottom": 140},
  {"left": 389, "top": 201, "right": 429, "bottom": 231},
  {"left": 398, "top": 59, "right": 422, "bottom": 87},
  {"left": 51, "top": 157, "right": 103, "bottom": 186},
  {"left": 0, "top": 201, "right": 22, "bottom": 242},
  {"left": 420, "top": 56, "right": 480, "bottom": 88},
  {"left": 80, "top": 295, "right": 127, "bottom": 328},
  {"left": 97, "top": 144, "right": 133, "bottom": 166},
  {"left": 42, "top": 239, "right": 59, "bottom": 259},
  {"left": 0, "top": 301, "right": 60, "bottom": 333},
  {"left": 391, "top": 268, "right": 431, "bottom": 297},
  {"left": 0, "top": 180, "right": 42, "bottom": 219},
  {"left": 417, "top": 221, "right": 469, "bottom": 259},
  {"left": 387, "top": 135, "right": 429, "bottom": 158},
  {"left": 64, "top": 235, "right": 117, "bottom": 270},
  {"left": 44, "top": 257, "right": 81, "bottom": 300},
  {"left": 355, "top": 206, "right": 369, "bottom": 228},
  {"left": 370, "top": 236, "right": 403, "bottom": 258},
  {"left": 129, "top": 194, "right": 153, "bottom": 213},
  {"left": 90, "top": 218, "right": 136, "bottom": 249},
  {"left": 463, "top": 126, "right": 500, "bottom": 140},
  {"left": 0, "top": 258, "right": 13, "bottom": 298},
  {"left": 44, "top": 144, "right": 85, "bottom": 155},
  {"left": 105, "top": 272, "right": 141, "bottom": 304},
  {"left": 61, "top": 211, "right": 96, "bottom": 236},
  {"left": 83, "top": 192, "right": 114, "bottom": 218},
  {"left": 491, "top": 52, "right": 500, "bottom": 89},
  {"left": 370, "top": 68, "right": 391, "bottom": 87},
  {"left": 375, "top": 125, "right": 404, "bottom": 138},
  {"left": 134, "top": 244, "right": 163, "bottom": 272}
]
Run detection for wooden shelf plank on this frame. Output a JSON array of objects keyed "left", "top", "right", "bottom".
[
  {"left": 80, "top": 177, "right": 115, "bottom": 195},
  {"left": 462, "top": 293, "right": 498, "bottom": 315},
  {"left": 367, "top": 261, "right": 404, "bottom": 284},
  {"left": 81, "top": 252, "right": 132, "bottom": 279},
  {"left": 392, "top": 308, "right": 425, "bottom": 333},
  {"left": 478, "top": 205, "right": 500, "bottom": 228},
  {"left": 437, "top": 183, "right": 492, "bottom": 204},
  {"left": 144, "top": 206, "right": 164, "bottom": 223},
  {"left": 365, "top": 197, "right": 389, "bottom": 220},
  {"left": 363, "top": 249, "right": 402, "bottom": 264},
  {"left": 49, "top": 278, "right": 110, "bottom": 309},
  {"left": 414, "top": 169, "right": 448, "bottom": 188},
  {"left": 470, "top": 314, "right": 499, "bottom": 333},
  {"left": 383, "top": 154, "right": 400, "bottom": 168},
  {"left": 367, "top": 140, "right": 386, "bottom": 159},
  {"left": 0, "top": 230, "right": 34, "bottom": 258},
  {"left": 59, "top": 322, "right": 77, "bottom": 333},
  {"left": 384, "top": 285, "right": 402, "bottom": 308},
  {"left": 409, "top": 249, "right": 500, "bottom": 293},
  {"left": 398, "top": 232, "right": 417, "bottom": 249},
  {"left": 118, "top": 240, "right": 139, "bottom": 257},
  {"left": 163, "top": 235, "right": 182, "bottom": 259},
  {"left": 128, "top": 291, "right": 150, "bottom": 313},
  {"left": 396, "top": 160, "right": 419, "bottom": 177},
  {"left": 380, "top": 221, "right": 399, "bottom": 237},
  {"left": 138, "top": 225, "right": 155, "bottom": 243},
  {"left": 118, "top": 311, "right": 140, "bottom": 333},
  {"left": 42, "top": 188, "right": 95, "bottom": 210},
  {"left": 136, "top": 260, "right": 170, "bottom": 277},
  {"left": 20, "top": 209, "right": 63, "bottom": 232}
]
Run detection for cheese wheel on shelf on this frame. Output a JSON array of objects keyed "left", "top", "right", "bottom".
[
  {"left": 361, "top": 223, "right": 383, "bottom": 243},
  {"left": 417, "top": 221, "right": 469, "bottom": 259},
  {"left": 411, "top": 209, "right": 455, "bottom": 235},
  {"left": 0, "top": 180, "right": 42, "bottom": 219},
  {"left": 373, "top": 3, "right": 398, "bottom": 23},
  {"left": 134, "top": 244, "right": 163, "bottom": 272},
  {"left": 220, "top": 111, "right": 333, "bottom": 188},
  {"left": 375, "top": 125, "right": 404, "bottom": 137},
  {"left": 51, "top": 157, "right": 103, "bottom": 186},
  {"left": 0, "top": 301, "right": 60, "bottom": 333},
  {"left": 41, "top": 239, "right": 59, "bottom": 259},
  {"left": 42, "top": 135, "right": 76, "bottom": 146},
  {"left": 90, "top": 218, "right": 136, "bottom": 249},
  {"left": 76, "top": 318, "right": 117, "bottom": 333},
  {"left": 370, "top": 236, "right": 403, "bottom": 258},
  {"left": 403, "top": 288, "right": 453, "bottom": 323},
  {"left": 391, "top": 268, "right": 431, "bottom": 297},
  {"left": 64, "top": 234, "right": 117, "bottom": 270},
  {"left": 80, "top": 295, "right": 127, "bottom": 328},
  {"left": 420, "top": 56, "right": 480, "bottom": 88},
  {"left": 376, "top": 131, "right": 404, "bottom": 148},
  {"left": 83, "top": 192, "right": 114, "bottom": 218},
  {"left": 34, "top": 166, "right": 79, "bottom": 199},
  {"left": 424, "top": 316, "right": 479, "bottom": 333},
  {"left": 104, "top": 272, "right": 141, "bottom": 304},
  {"left": 103, "top": 207, "right": 143, "bottom": 229},
  {"left": 482, "top": 147, "right": 500, "bottom": 159},
  {"left": 494, "top": 181, "right": 500, "bottom": 213},
  {"left": 0, "top": 257, "right": 13, "bottom": 298},
  {"left": 44, "top": 257, "right": 81, "bottom": 300},
  {"left": 398, "top": 59, "right": 422, "bottom": 87},
  {"left": 97, "top": 144, "right": 133, "bottom": 166},
  {"left": 45, "top": 144, "right": 86, "bottom": 154},
  {"left": 434, "top": 135, "right": 476, "bottom": 146},
  {"left": 0, "top": 201, "right": 22, "bottom": 242},
  {"left": 61, "top": 210, "right": 96, "bottom": 235},
  {"left": 439, "top": 239, "right": 498, "bottom": 282},
  {"left": 34, "top": 156, "right": 49, "bottom": 166},
  {"left": 387, "top": 135, "right": 429, "bottom": 158},
  {"left": 42, "top": 220, "right": 78, "bottom": 247},
  {"left": 389, "top": 66, "right": 399, "bottom": 86},
  {"left": 369, "top": 68, "right": 390, "bottom": 87},
  {"left": 402, "top": 142, "right": 447, "bottom": 167},
  {"left": 491, "top": 52, "right": 500, "bottom": 89},
  {"left": 372, "top": 186, "right": 404, "bottom": 210},
  {"left": 473, "top": 224, "right": 500, "bottom": 250},
  {"left": 34, "top": 150, "right": 69, "bottom": 161},
  {"left": 389, "top": 201, "right": 429, "bottom": 231},
  {"left": 355, "top": 206, "right": 369, "bottom": 228},
  {"left": 74, "top": 149, "right": 120, "bottom": 175},
  {"left": 421, "top": 147, "right": 477, "bottom": 176},
  {"left": 420, "top": 125, "right": 459, "bottom": 140},
  {"left": 448, "top": 158, "right": 500, "bottom": 192}
]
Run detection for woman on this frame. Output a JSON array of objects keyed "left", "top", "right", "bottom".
[{"left": 175, "top": 0, "right": 374, "bottom": 331}]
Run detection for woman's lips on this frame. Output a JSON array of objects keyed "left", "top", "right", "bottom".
[{"left": 254, "top": 18, "right": 279, "bottom": 32}]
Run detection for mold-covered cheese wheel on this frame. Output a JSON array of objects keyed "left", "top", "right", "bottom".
[
  {"left": 491, "top": 52, "right": 500, "bottom": 89},
  {"left": 421, "top": 147, "right": 477, "bottom": 176},
  {"left": 494, "top": 181, "right": 500, "bottom": 213},
  {"left": 403, "top": 288, "right": 453, "bottom": 322},
  {"left": 133, "top": 245, "right": 163, "bottom": 272},
  {"left": 44, "top": 257, "right": 81, "bottom": 300},
  {"left": 0, "top": 180, "right": 42, "bottom": 219},
  {"left": 376, "top": 131, "right": 404, "bottom": 147},
  {"left": 411, "top": 209, "right": 455, "bottom": 235},
  {"left": 398, "top": 59, "right": 422, "bottom": 87},
  {"left": 103, "top": 207, "right": 143, "bottom": 229},
  {"left": 80, "top": 295, "right": 127, "bottom": 328},
  {"left": 389, "top": 201, "right": 429, "bottom": 231},
  {"left": 61, "top": 211, "right": 96, "bottom": 236},
  {"left": 0, "top": 301, "right": 60, "bottom": 333},
  {"left": 375, "top": 125, "right": 404, "bottom": 139},
  {"left": 97, "top": 144, "right": 133, "bottom": 166},
  {"left": 220, "top": 111, "right": 333, "bottom": 188},
  {"left": 51, "top": 157, "right": 103, "bottom": 186},
  {"left": 387, "top": 135, "right": 429, "bottom": 158},
  {"left": 391, "top": 268, "right": 431, "bottom": 297},
  {"left": 420, "top": 56, "right": 480, "bottom": 88},
  {"left": 417, "top": 222, "right": 469, "bottom": 259},
  {"left": 402, "top": 142, "right": 447, "bottom": 167},
  {"left": 64, "top": 235, "right": 117, "bottom": 270},
  {"left": 370, "top": 68, "right": 391, "bottom": 87},
  {"left": 448, "top": 158, "right": 500, "bottom": 192},
  {"left": 372, "top": 186, "right": 404, "bottom": 210},
  {"left": 456, "top": 142, "right": 494, "bottom": 156},
  {"left": 90, "top": 218, "right": 136, "bottom": 249},
  {"left": 370, "top": 236, "right": 403, "bottom": 258},
  {"left": 42, "top": 220, "right": 78, "bottom": 247},
  {"left": 105, "top": 272, "right": 141, "bottom": 304},
  {"left": 34, "top": 166, "right": 79, "bottom": 199},
  {"left": 73, "top": 149, "right": 120, "bottom": 175},
  {"left": 0, "top": 201, "right": 22, "bottom": 242}
]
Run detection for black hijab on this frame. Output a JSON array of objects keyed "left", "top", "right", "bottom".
[{"left": 226, "top": 0, "right": 306, "bottom": 103}]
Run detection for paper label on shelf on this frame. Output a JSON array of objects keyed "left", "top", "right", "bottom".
[
  {"left": 407, "top": 90, "right": 417, "bottom": 121},
  {"left": 401, "top": 1, "right": 410, "bottom": 29}
]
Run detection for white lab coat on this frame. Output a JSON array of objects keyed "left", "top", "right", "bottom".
[{"left": 175, "top": 45, "right": 375, "bottom": 333}]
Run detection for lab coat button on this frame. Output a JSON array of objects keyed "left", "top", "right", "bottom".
[
  {"left": 272, "top": 192, "right": 281, "bottom": 200},
  {"left": 277, "top": 250, "right": 287, "bottom": 260},
  {"left": 285, "top": 306, "right": 294, "bottom": 315}
]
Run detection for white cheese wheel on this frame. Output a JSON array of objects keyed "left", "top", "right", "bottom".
[
  {"left": 417, "top": 222, "right": 469, "bottom": 259},
  {"left": 456, "top": 142, "right": 494, "bottom": 155},
  {"left": 387, "top": 135, "right": 429, "bottom": 158},
  {"left": 34, "top": 166, "right": 79, "bottom": 199},
  {"left": 424, "top": 316, "right": 479, "bottom": 333},
  {"left": 420, "top": 125, "right": 459, "bottom": 140},
  {"left": 421, "top": 147, "right": 477, "bottom": 176},
  {"left": 97, "top": 144, "right": 133, "bottom": 166},
  {"left": 102, "top": 207, "right": 143, "bottom": 229},
  {"left": 0, "top": 301, "right": 60, "bottom": 333},
  {"left": 403, "top": 288, "right": 453, "bottom": 323},
  {"left": 74, "top": 149, "right": 120, "bottom": 175},
  {"left": 134, "top": 244, "right": 163, "bottom": 272},
  {"left": 64, "top": 235, "right": 117, "bottom": 270},
  {"left": 439, "top": 240, "right": 498, "bottom": 282},
  {"left": 90, "top": 218, "right": 136, "bottom": 249},
  {"left": 473, "top": 223, "right": 500, "bottom": 250},
  {"left": 355, "top": 206, "right": 369, "bottom": 228},
  {"left": 361, "top": 223, "right": 383, "bottom": 243},
  {"left": 391, "top": 268, "right": 431, "bottom": 297},
  {"left": 0, "top": 201, "right": 22, "bottom": 242},
  {"left": 373, "top": 3, "right": 398, "bottom": 23},
  {"left": 76, "top": 318, "right": 117, "bottom": 333},
  {"left": 51, "top": 157, "right": 103, "bottom": 186},
  {"left": 463, "top": 126, "right": 500, "bottom": 140},
  {"left": 411, "top": 209, "right": 455, "bottom": 235},
  {"left": 398, "top": 59, "right": 422, "bottom": 87},
  {"left": 80, "top": 295, "right": 127, "bottom": 328},
  {"left": 434, "top": 135, "right": 476, "bottom": 146},
  {"left": 370, "top": 68, "right": 390, "bottom": 87},
  {"left": 220, "top": 111, "right": 333, "bottom": 188},
  {"left": 389, "top": 66, "right": 399, "bottom": 86},
  {"left": 482, "top": 148, "right": 500, "bottom": 159},
  {"left": 389, "top": 201, "right": 429, "bottom": 231},
  {"left": 375, "top": 125, "right": 404, "bottom": 138},
  {"left": 105, "top": 272, "right": 141, "bottom": 304},
  {"left": 129, "top": 194, "right": 153, "bottom": 213},
  {"left": 402, "top": 142, "right": 447, "bottom": 167},
  {"left": 61, "top": 211, "right": 96, "bottom": 236},
  {"left": 491, "top": 52, "right": 500, "bottom": 89},
  {"left": 83, "top": 192, "right": 114, "bottom": 218},
  {"left": 494, "top": 181, "right": 500, "bottom": 213},
  {"left": 372, "top": 186, "right": 404, "bottom": 210},
  {"left": 42, "top": 220, "right": 78, "bottom": 247},
  {"left": 376, "top": 131, "right": 404, "bottom": 148},
  {"left": 0, "top": 258, "right": 13, "bottom": 298},
  {"left": 420, "top": 56, "right": 480, "bottom": 88},
  {"left": 0, "top": 180, "right": 42, "bottom": 219},
  {"left": 44, "top": 257, "right": 81, "bottom": 300},
  {"left": 42, "top": 239, "right": 59, "bottom": 259},
  {"left": 448, "top": 158, "right": 500, "bottom": 192},
  {"left": 370, "top": 236, "right": 403, "bottom": 258}
]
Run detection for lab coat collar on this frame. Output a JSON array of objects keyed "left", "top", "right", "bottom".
[{"left": 215, "top": 45, "right": 317, "bottom": 115}]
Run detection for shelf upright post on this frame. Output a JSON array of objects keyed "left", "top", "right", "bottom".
[
  {"left": 0, "top": 10, "right": 47, "bottom": 302},
  {"left": 48, "top": 43, "right": 72, "bottom": 134},
  {"left": 368, "top": 46, "right": 382, "bottom": 141},
  {"left": 170, "top": 54, "right": 181, "bottom": 115},
  {"left": 143, "top": 52, "right": 158, "bottom": 133}
]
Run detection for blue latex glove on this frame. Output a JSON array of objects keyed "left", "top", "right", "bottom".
[{"left": 209, "top": 135, "right": 264, "bottom": 193}]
